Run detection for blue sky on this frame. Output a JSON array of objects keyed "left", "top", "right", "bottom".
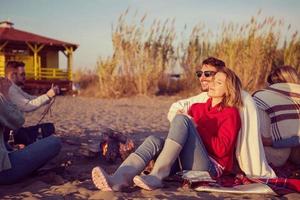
[{"left": 1, "top": 0, "right": 299, "bottom": 70}]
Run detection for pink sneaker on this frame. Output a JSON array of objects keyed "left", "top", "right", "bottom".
[{"left": 91, "top": 166, "right": 113, "bottom": 191}]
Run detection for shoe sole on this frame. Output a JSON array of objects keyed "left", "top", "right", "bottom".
[
  {"left": 133, "top": 176, "right": 154, "bottom": 191},
  {"left": 91, "top": 167, "right": 113, "bottom": 191}
]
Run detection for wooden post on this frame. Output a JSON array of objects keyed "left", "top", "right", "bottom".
[
  {"left": 64, "top": 46, "right": 73, "bottom": 81},
  {"left": 26, "top": 42, "right": 44, "bottom": 79},
  {"left": 0, "top": 41, "right": 8, "bottom": 76},
  {"left": 0, "top": 41, "right": 8, "bottom": 51}
]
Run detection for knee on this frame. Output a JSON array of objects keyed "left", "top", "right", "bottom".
[
  {"left": 171, "top": 114, "right": 190, "bottom": 127},
  {"left": 46, "top": 135, "right": 62, "bottom": 155},
  {"left": 135, "top": 135, "right": 164, "bottom": 162},
  {"left": 144, "top": 135, "right": 164, "bottom": 152}
]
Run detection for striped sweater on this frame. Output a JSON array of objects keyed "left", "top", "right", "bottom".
[{"left": 253, "top": 83, "right": 300, "bottom": 143}]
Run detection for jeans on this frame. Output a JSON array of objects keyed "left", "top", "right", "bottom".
[
  {"left": 135, "top": 135, "right": 164, "bottom": 164},
  {"left": 133, "top": 115, "right": 217, "bottom": 177},
  {"left": 0, "top": 135, "right": 61, "bottom": 184},
  {"left": 168, "top": 115, "right": 217, "bottom": 177}
]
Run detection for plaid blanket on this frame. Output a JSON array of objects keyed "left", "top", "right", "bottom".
[
  {"left": 253, "top": 83, "right": 300, "bottom": 142},
  {"left": 185, "top": 174, "right": 300, "bottom": 195}
]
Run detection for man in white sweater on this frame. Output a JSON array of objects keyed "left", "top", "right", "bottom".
[
  {"left": 4, "top": 61, "right": 59, "bottom": 145},
  {"left": 168, "top": 57, "right": 225, "bottom": 121},
  {"left": 5, "top": 61, "right": 59, "bottom": 112}
]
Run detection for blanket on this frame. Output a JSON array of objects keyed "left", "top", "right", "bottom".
[{"left": 182, "top": 171, "right": 300, "bottom": 195}]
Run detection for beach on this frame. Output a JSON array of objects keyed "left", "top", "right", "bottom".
[{"left": 0, "top": 95, "right": 299, "bottom": 200}]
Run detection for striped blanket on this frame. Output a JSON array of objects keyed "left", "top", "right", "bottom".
[{"left": 253, "top": 83, "right": 300, "bottom": 142}]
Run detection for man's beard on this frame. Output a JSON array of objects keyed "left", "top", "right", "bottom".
[
  {"left": 16, "top": 81, "right": 25, "bottom": 87},
  {"left": 200, "top": 82, "right": 209, "bottom": 92}
]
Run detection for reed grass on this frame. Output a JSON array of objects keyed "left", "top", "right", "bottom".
[{"left": 76, "top": 10, "right": 300, "bottom": 97}]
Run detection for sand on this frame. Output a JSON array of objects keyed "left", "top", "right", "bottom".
[{"left": 0, "top": 95, "right": 299, "bottom": 199}]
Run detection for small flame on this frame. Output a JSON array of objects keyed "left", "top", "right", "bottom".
[{"left": 102, "top": 142, "right": 108, "bottom": 156}]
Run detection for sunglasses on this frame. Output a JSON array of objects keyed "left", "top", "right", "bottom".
[{"left": 195, "top": 71, "right": 217, "bottom": 78}]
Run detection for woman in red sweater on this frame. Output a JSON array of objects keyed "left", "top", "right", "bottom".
[
  {"left": 91, "top": 67, "right": 243, "bottom": 191},
  {"left": 133, "top": 67, "right": 243, "bottom": 190}
]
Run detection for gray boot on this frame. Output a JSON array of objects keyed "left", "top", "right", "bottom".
[
  {"left": 133, "top": 138, "right": 182, "bottom": 190},
  {"left": 92, "top": 153, "right": 146, "bottom": 191}
]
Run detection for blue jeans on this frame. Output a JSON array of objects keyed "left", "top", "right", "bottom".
[
  {"left": 168, "top": 115, "right": 217, "bottom": 177},
  {"left": 135, "top": 135, "right": 164, "bottom": 164},
  {"left": 134, "top": 115, "right": 217, "bottom": 177},
  {"left": 0, "top": 135, "right": 61, "bottom": 184}
]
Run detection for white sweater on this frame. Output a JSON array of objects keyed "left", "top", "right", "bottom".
[{"left": 8, "top": 83, "right": 50, "bottom": 112}]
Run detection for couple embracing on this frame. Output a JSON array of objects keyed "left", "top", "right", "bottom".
[{"left": 91, "top": 57, "right": 284, "bottom": 191}]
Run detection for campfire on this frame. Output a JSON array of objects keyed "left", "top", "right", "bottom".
[
  {"left": 101, "top": 142, "right": 108, "bottom": 156},
  {"left": 100, "top": 128, "right": 135, "bottom": 163},
  {"left": 78, "top": 128, "right": 135, "bottom": 163}
]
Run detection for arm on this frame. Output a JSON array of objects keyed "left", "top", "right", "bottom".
[
  {"left": 0, "top": 95, "right": 24, "bottom": 130},
  {"left": 206, "top": 110, "right": 241, "bottom": 158},
  {"left": 167, "top": 92, "right": 209, "bottom": 122},
  {"left": 8, "top": 84, "right": 51, "bottom": 112},
  {"left": 273, "top": 136, "right": 300, "bottom": 148}
]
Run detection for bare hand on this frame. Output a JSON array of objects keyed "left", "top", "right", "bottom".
[
  {"left": 176, "top": 109, "right": 185, "bottom": 115},
  {"left": 175, "top": 110, "right": 197, "bottom": 127},
  {"left": 46, "top": 84, "right": 60, "bottom": 98}
]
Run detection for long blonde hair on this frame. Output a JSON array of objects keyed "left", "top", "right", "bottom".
[
  {"left": 267, "top": 65, "right": 300, "bottom": 84},
  {"left": 218, "top": 68, "right": 243, "bottom": 108}
]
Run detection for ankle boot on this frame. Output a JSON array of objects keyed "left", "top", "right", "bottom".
[
  {"left": 92, "top": 153, "right": 146, "bottom": 191},
  {"left": 133, "top": 138, "right": 182, "bottom": 190}
]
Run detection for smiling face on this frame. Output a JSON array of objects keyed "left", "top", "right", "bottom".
[
  {"left": 198, "top": 64, "right": 218, "bottom": 91},
  {"left": 208, "top": 72, "right": 227, "bottom": 100}
]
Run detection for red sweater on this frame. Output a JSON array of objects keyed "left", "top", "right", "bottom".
[{"left": 188, "top": 98, "right": 241, "bottom": 173}]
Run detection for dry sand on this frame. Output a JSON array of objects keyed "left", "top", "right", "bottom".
[{"left": 0, "top": 95, "right": 299, "bottom": 199}]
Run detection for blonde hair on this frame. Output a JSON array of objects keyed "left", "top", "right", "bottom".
[
  {"left": 267, "top": 66, "right": 300, "bottom": 84},
  {"left": 218, "top": 68, "right": 243, "bottom": 108}
]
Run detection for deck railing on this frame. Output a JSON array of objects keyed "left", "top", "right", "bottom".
[
  {"left": 40, "top": 68, "right": 68, "bottom": 79},
  {"left": 25, "top": 68, "right": 69, "bottom": 80},
  {"left": 0, "top": 67, "right": 69, "bottom": 80},
  {"left": 0, "top": 67, "right": 4, "bottom": 77}
]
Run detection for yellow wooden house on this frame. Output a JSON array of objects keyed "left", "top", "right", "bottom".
[{"left": 0, "top": 21, "right": 78, "bottom": 92}]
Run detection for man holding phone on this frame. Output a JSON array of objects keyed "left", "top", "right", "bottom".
[
  {"left": 4, "top": 61, "right": 60, "bottom": 146},
  {"left": 5, "top": 61, "right": 59, "bottom": 112}
]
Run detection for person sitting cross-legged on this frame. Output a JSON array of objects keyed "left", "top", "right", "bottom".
[
  {"left": 4, "top": 61, "right": 59, "bottom": 146},
  {"left": 0, "top": 87, "right": 61, "bottom": 184}
]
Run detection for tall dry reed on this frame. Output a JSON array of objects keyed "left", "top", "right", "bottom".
[{"left": 77, "top": 10, "right": 300, "bottom": 97}]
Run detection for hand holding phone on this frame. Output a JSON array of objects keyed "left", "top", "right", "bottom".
[{"left": 46, "top": 84, "right": 60, "bottom": 98}]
